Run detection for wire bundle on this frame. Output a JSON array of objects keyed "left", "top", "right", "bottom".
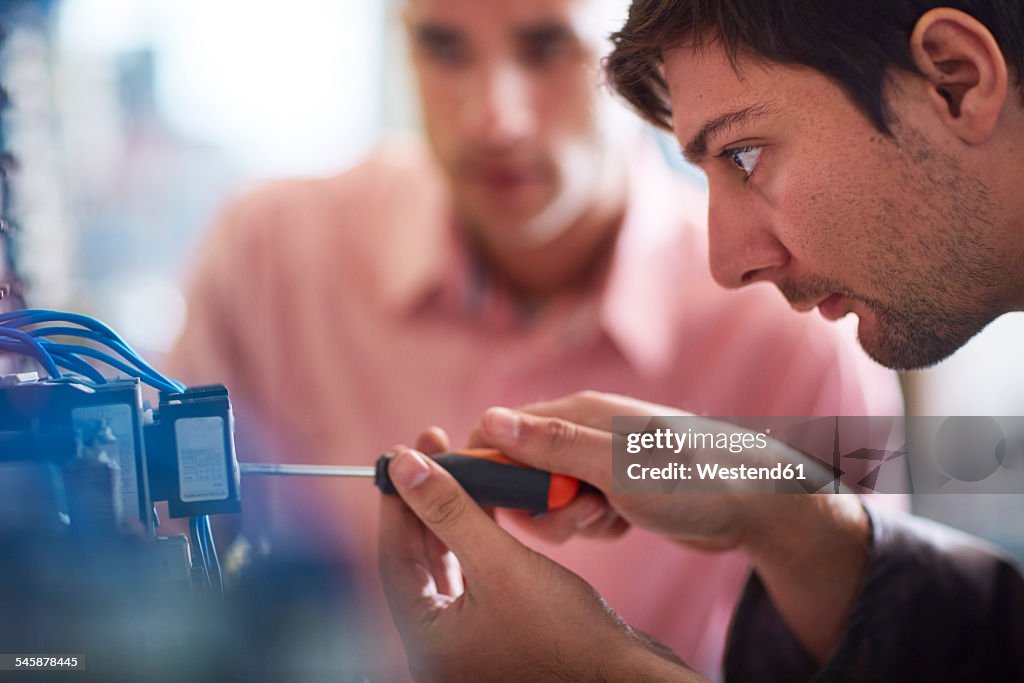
[{"left": 0, "top": 308, "right": 186, "bottom": 393}]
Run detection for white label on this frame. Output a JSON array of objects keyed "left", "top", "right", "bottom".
[
  {"left": 176, "top": 417, "right": 228, "bottom": 502},
  {"left": 71, "top": 403, "right": 140, "bottom": 523}
]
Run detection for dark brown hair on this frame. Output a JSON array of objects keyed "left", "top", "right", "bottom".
[{"left": 606, "top": 0, "right": 1024, "bottom": 133}]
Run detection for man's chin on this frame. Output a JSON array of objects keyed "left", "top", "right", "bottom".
[
  {"left": 856, "top": 312, "right": 982, "bottom": 371},
  {"left": 858, "top": 335, "right": 947, "bottom": 371},
  {"left": 466, "top": 209, "right": 584, "bottom": 253}
]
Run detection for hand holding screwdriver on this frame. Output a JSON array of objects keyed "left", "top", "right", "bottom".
[
  {"left": 377, "top": 443, "right": 697, "bottom": 682},
  {"left": 240, "top": 447, "right": 589, "bottom": 515}
]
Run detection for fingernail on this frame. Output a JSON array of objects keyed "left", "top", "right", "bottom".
[
  {"left": 391, "top": 449, "right": 431, "bottom": 489},
  {"left": 484, "top": 407, "right": 520, "bottom": 442},
  {"left": 575, "top": 504, "right": 606, "bottom": 530}
]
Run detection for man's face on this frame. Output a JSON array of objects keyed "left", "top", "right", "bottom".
[
  {"left": 406, "top": 0, "right": 613, "bottom": 249},
  {"left": 664, "top": 44, "right": 1010, "bottom": 370}
]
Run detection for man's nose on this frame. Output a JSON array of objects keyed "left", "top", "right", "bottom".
[
  {"left": 463, "top": 63, "right": 535, "bottom": 147},
  {"left": 707, "top": 191, "right": 789, "bottom": 289}
]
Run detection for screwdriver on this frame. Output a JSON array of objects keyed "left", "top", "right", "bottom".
[{"left": 239, "top": 447, "right": 586, "bottom": 515}]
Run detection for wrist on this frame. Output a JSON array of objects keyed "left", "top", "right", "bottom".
[
  {"left": 736, "top": 494, "right": 871, "bottom": 662},
  {"left": 738, "top": 492, "right": 869, "bottom": 569}
]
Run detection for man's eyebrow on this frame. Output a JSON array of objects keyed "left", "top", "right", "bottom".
[
  {"left": 414, "top": 22, "right": 462, "bottom": 46},
  {"left": 682, "top": 103, "right": 775, "bottom": 163},
  {"left": 514, "top": 21, "right": 573, "bottom": 46}
]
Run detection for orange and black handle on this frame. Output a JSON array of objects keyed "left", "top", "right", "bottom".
[{"left": 374, "top": 448, "right": 587, "bottom": 514}]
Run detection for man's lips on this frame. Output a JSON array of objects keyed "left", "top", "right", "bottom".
[
  {"left": 470, "top": 163, "right": 539, "bottom": 190},
  {"left": 817, "top": 294, "right": 848, "bottom": 321},
  {"left": 790, "top": 294, "right": 848, "bottom": 320}
]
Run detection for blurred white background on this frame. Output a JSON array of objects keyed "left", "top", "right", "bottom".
[{"left": 3, "top": 0, "right": 410, "bottom": 350}]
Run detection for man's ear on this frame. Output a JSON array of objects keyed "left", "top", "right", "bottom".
[{"left": 909, "top": 8, "right": 1008, "bottom": 144}]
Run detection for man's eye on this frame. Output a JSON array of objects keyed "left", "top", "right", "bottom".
[
  {"left": 425, "top": 42, "right": 467, "bottom": 66},
  {"left": 415, "top": 28, "right": 469, "bottom": 67},
  {"left": 724, "top": 146, "right": 762, "bottom": 179},
  {"left": 522, "top": 40, "right": 568, "bottom": 66}
]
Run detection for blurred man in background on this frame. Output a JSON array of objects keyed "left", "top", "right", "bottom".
[{"left": 166, "top": 0, "right": 899, "bottom": 677}]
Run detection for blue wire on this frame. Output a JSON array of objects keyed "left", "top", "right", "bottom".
[
  {"left": 0, "top": 342, "right": 96, "bottom": 383},
  {"left": 2, "top": 331, "right": 174, "bottom": 389},
  {"left": 0, "top": 340, "right": 56, "bottom": 376},
  {"left": 37, "top": 333, "right": 179, "bottom": 392},
  {"left": 197, "top": 517, "right": 216, "bottom": 594},
  {"left": 42, "top": 342, "right": 169, "bottom": 391},
  {"left": 4, "top": 311, "right": 147, "bottom": 366},
  {"left": 26, "top": 326, "right": 182, "bottom": 391},
  {"left": 1, "top": 310, "right": 186, "bottom": 392},
  {"left": 2, "top": 310, "right": 136, "bottom": 353},
  {"left": 0, "top": 328, "right": 62, "bottom": 378},
  {"left": 0, "top": 329, "right": 61, "bottom": 377},
  {"left": 48, "top": 350, "right": 108, "bottom": 384},
  {"left": 39, "top": 341, "right": 180, "bottom": 394},
  {"left": 197, "top": 516, "right": 209, "bottom": 561},
  {"left": 189, "top": 516, "right": 211, "bottom": 591},
  {"left": 203, "top": 515, "right": 224, "bottom": 596}
]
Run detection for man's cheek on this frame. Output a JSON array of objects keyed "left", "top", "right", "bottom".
[{"left": 771, "top": 177, "right": 833, "bottom": 256}]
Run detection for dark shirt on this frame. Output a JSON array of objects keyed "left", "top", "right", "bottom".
[{"left": 725, "top": 503, "right": 1024, "bottom": 682}]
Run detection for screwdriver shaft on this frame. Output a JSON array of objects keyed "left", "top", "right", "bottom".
[{"left": 239, "top": 462, "right": 375, "bottom": 478}]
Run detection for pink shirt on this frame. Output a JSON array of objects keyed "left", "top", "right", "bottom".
[{"left": 166, "top": 140, "right": 902, "bottom": 679}]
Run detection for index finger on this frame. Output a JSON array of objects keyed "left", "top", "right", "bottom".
[
  {"left": 518, "top": 391, "right": 682, "bottom": 431},
  {"left": 416, "top": 425, "right": 451, "bottom": 455},
  {"left": 476, "top": 407, "right": 613, "bottom": 490},
  {"left": 463, "top": 391, "right": 658, "bottom": 447}
]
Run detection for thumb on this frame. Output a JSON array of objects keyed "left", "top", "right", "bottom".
[{"left": 387, "top": 447, "right": 516, "bottom": 576}]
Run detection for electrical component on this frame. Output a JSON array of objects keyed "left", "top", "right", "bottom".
[
  {"left": 146, "top": 384, "right": 241, "bottom": 519},
  {"left": 0, "top": 308, "right": 240, "bottom": 599},
  {"left": 0, "top": 374, "right": 155, "bottom": 534}
]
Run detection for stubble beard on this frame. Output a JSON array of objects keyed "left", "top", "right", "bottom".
[{"left": 783, "top": 125, "right": 1008, "bottom": 371}]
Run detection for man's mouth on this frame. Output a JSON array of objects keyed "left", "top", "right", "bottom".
[
  {"left": 472, "top": 163, "right": 538, "bottom": 192},
  {"left": 816, "top": 294, "right": 848, "bottom": 321},
  {"left": 790, "top": 294, "right": 848, "bottom": 321}
]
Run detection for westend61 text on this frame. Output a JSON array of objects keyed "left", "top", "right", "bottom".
[{"left": 627, "top": 462, "right": 807, "bottom": 481}]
